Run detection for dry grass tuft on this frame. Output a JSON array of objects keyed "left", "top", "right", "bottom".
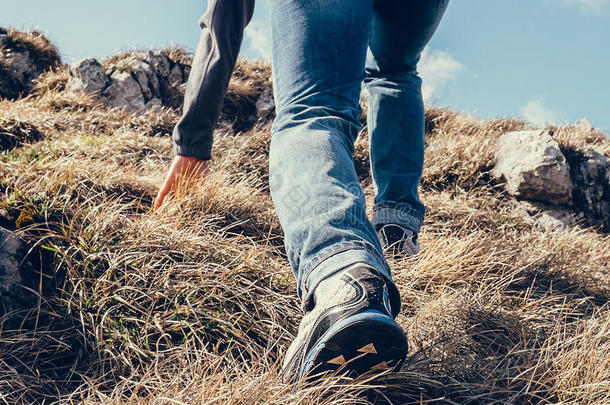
[
  {"left": 0, "top": 57, "right": 609, "bottom": 404},
  {"left": 1, "top": 28, "right": 61, "bottom": 71},
  {"left": 421, "top": 108, "right": 530, "bottom": 190},
  {"left": 0, "top": 117, "right": 44, "bottom": 150},
  {"left": 29, "top": 66, "right": 69, "bottom": 97},
  {"left": 221, "top": 60, "right": 272, "bottom": 133},
  {"left": 1, "top": 28, "right": 62, "bottom": 99}
]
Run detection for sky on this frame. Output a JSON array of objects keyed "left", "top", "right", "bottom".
[{"left": 2, "top": 0, "right": 609, "bottom": 134}]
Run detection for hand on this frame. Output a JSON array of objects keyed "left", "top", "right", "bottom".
[{"left": 153, "top": 155, "right": 210, "bottom": 211}]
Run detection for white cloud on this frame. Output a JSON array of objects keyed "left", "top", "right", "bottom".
[
  {"left": 245, "top": 22, "right": 272, "bottom": 60},
  {"left": 560, "top": 0, "right": 610, "bottom": 14},
  {"left": 418, "top": 47, "right": 463, "bottom": 102},
  {"left": 521, "top": 99, "right": 562, "bottom": 128}
]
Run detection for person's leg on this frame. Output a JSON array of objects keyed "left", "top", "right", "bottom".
[
  {"left": 268, "top": 0, "right": 396, "bottom": 308},
  {"left": 268, "top": 0, "right": 405, "bottom": 381},
  {"left": 172, "top": 0, "right": 255, "bottom": 160},
  {"left": 365, "top": 0, "right": 449, "bottom": 241}
]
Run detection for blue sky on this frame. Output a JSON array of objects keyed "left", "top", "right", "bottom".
[{"left": 2, "top": 0, "right": 609, "bottom": 133}]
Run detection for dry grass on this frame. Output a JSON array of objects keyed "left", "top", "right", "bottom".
[
  {"left": 221, "top": 60, "right": 273, "bottom": 133},
  {"left": 0, "top": 55, "right": 609, "bottom": 405},
  {"left": 1, "top": 28, "right": 62, "bottom": 99},
  {"left": 0, "top": 29, "right": 61, "bottom": 72}
]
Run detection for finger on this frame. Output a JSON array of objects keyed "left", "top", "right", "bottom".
[
  {"left": 162, "top": 191, "right": 173, "bottom": 205},
  {"left": 153, "top": 193, "right": 163, "bottom": 211},
  {"left": 153, "top": 192, "right": 164, "bottom": 211},
  {"left": 154, "top": 179, "right": 173, "bottom": 211}
]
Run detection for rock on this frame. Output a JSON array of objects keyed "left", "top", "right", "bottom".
[
  {"left": 2, "top": 49, "right": 41, "bottom": 85},
  {"left": 67, "top": 58, "right": 108, "bottom": 94},
  {"left": 66, "top": 51, "right": 191, "bottom": 112},
  {"left": 168, "top": 64, "right": 183, "bottom": 86},
  {"left": 148, "top": 71, "right": 161, "bottom": 98},
  {"left": 0, "top": 227, "right": 38, "bottom": 318},
  {"left": 145, "top": 97, "right": 162, "bottom": 110},
  {"left": 123, "top": 56, "right": 159, "bottom": 100},
  {"left": 493, "top": 130, "right": 573, "bottom": 205},
  {"left": 104, "top": 70, "right": 146, "bottom": 111},
  {"left": 256, "top": 86, "right": 275, "bottom": 119},
  {"left": 565, "top": 146, "right": 610, "bottom": 230},
  {"left": 0, "top": 29, "right": 61, "bottom": 99},
  {"left": 536, "top": 209, "right": 576, "bottom": 232},
  {"left": 1, "top": 46, "right": 42, "bottom": 99},
  {"left": 518, "top": 201, "right": 575, "bottom": 232},
  {"left": 145, "top": 50, "right": 171, "bottom": 78},
  {"left": 503, "top": 135, "right": 610, "bottom": 232}
]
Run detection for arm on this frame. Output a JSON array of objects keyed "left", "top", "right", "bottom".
[
  {"left": 172, "top": 0, "right": 256, "bottom": 160},
  {"left": 154, "top": 0, "right": 255, "bottom": 211}
]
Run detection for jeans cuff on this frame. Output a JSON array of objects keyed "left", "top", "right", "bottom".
[
  {"left": 299, "top": 241, "right": 393, "bottom": 307},
  {"left": 373, "top": 203, "right": 424, "bottom": 234}
]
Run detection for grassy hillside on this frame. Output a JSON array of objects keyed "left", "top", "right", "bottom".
[{"left": 1, "top": 54, "right": 609, "bottom": 404}]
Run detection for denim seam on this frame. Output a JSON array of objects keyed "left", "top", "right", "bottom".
[
  {"left": 373, "top": 202, "right": 425, "bottom": 220},
  {"left": 300, "top": 243, "right": 387, "bottom": 299}
]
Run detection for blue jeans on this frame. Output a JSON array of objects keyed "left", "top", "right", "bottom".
[{"left": 268, "top": 0, "right": 449, "bottom": 305}]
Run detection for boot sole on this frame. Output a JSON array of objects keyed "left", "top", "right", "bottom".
[{"left": 299, "top": 310, "right": 408, "bottom": 381}]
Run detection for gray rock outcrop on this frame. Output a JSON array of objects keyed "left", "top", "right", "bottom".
[
  {"left": 565, "top": 146, "right": 610, "bottom": 230},
  {"left": 493, "top": 130, "right": 573, "bottom": 205},
  {"left": 494, "top": 130, "right": 610, "bottom": 231},
  {"left": 67, "top": 50, "right": 190, "bottom": 111}
]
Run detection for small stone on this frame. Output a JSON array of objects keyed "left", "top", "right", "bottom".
[
  {"left": 492, "top": 130, "right": 573, "bottom": 205},
  {"left": 536, "top": 209, "right": 575, "bottom": 232},
  {"left": 515, "top": 200, "right": 574, "bottom": 232},
  {"left": 67, "top": 58, "right": 108, "bottom": 94}
]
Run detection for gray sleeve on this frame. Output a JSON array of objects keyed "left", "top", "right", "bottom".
[{"left": 172, "top": 0, "right": 255, "bottom": 160}]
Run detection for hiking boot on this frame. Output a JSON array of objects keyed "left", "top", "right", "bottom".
[
  {"left": 281, "top": 263, "right": 407, "bottom": 384},
  {"left": 376, "top": 224, "right": 420, "bottom": 257}
]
